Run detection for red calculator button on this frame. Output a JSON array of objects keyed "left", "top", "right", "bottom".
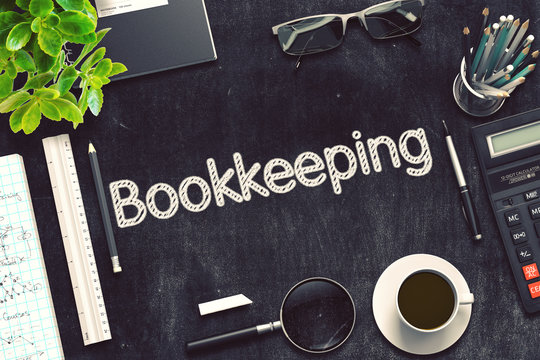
[
  {"left": 528, "top": 281, "right": 540, "bottom": 299},
  {"left": 523, "top": 263, "right": 540, "bottom": 280}
]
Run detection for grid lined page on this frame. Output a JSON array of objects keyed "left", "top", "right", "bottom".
[{"left": 0, "top": 154, "right": 64, "bottom": 360}]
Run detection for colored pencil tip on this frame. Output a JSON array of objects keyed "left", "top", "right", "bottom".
[
  {"left": 532, "top": 50, "right": 539, "bottom": 59},
  {"left": 482, "top": 7, "right": 489, "bottom": 16},
  {"left": 522, "top": 19, "right": 530, "bottom": 28},
  {"left": 463, "top": 27, "right": 470, "bottom": 35},
  {"left": 88, "top": 142, "right": 96, "bottom": 153}
]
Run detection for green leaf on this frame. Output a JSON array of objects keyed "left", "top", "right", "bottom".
[
  {"left": 31, "top": 17, "right": 41, "bottom": 33},
  {"left": 9, "top": 101, "right": 31, "bottom": 133},
  {"left": 56, "top": 65, "right": 77, "bottom": 95},
  {"left": 43, "top": 13, "right": 59, "bottom": 27},
  {"left": 50, "top": 49, "right": 63, "bottom": 79},
  {"left": 33, "top": 40, "right": 55, "bottom": 72},
  {"left": 89, "top": 76, "right": 102, "bottom": 88},
  {"left": 0, "top": 48, "right": 13, "bottom": 61},
  {"left": 61, "top": 90, "right": 77, "bottom": 104},
  {"left": 0, "top": 0, "right": 16, "bottom": 12},
  {"left": 83, "top": 0, "right": 97, "bottom": 25},
  {"left": 55, "top": 0, "right": 84, "bottom": 11},
  {"left": 57, "top": 11, "right": 95, "bottom": 35},
  {"left": 0, "top": 12, "right": 26, "bottom": 46},
  {"left": 73, "top": 27, "right": 108, "bottom": 66},
  {"left": 87, "top": 86, "right": 102, "bottom": 115},
  {"left": 78, "top": 86, "right": 87, "bottom": 114},
  {"left": 6, "top": 22, "right": 32, "bottom": 51},
  {"left": 14, "top": 50, "right": 35, "bottom": 72},
  {"left": 108, "top": 62, "right": 127, "bottom": 77},
  {"left": 22, "top": 71, "right": 53, "bottom": 89},
  {"left": 21, "top": 100, "right": 41, "bottom": 134},
  {"left": 0, "top": 72, "right": 13, "bottom": 98},
  {"left": 39, "top": 98, "right": 61, "bottom": 120},
  {"left": 93, "top": 58, "right": 111, "bottom": 77},
  {"left": 80, "top": 46, "right": 104, "bottom": 72},
  {"left": 0, "top": 91, "right": 31, "bottom": 112},
  {"left": 34, "top": 87, "right": 59, "bottom": 99},
  {"left": 50, "top": 97, "right": 83, "bottom": 123},
  {"left": 29, "top": 0, "right": 54, "bottom": 18},
  {"left": 6, "top": 60, "right": 17, "bottom": 78},
  {"left": 62, "top": 31, "right": 96, "bottom": 44},
  {"left": 38, "top": 27, "right": 61, "bottom": 56},
  {"left": 15, "top": 0, "right": 31, "bottom": 10}
]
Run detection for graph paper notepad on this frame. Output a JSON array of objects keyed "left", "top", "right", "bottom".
[{"left": 0, "top": 154, "right": 64, "bottom": 360}]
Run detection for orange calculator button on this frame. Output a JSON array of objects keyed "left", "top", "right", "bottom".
[
  {"left": 523, "top": 263, "right": 540, "bottom": 280},
  {"left": 528, "top": 281, "right": 540, "bottom": 299}
]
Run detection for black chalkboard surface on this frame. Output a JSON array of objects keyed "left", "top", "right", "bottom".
[{"left": 0, "top": 0, "right": 539, "bottom": 359}]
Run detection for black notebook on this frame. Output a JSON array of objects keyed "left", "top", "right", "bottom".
[{"left": 91, "top": 0, "right": 217, "bottom": 80}]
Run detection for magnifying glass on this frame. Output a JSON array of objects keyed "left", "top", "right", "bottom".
[{"left": 186, "top": 277, "right": 356, "bottom": 353}]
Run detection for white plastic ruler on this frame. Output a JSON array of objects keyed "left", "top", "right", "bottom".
[{"left": 43, "top": 134, "right": 112, "bottom": 346}]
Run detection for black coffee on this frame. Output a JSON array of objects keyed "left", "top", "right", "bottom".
[{"left": 397, "top": 272, "right": 455, "bottom": 330}]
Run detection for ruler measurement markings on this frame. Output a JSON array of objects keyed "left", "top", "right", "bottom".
[{"left": 43, "top": 134, "right": 111, "bottom": 345}]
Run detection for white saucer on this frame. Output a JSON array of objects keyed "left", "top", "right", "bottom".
[{"left": 372, "top": 254, "right": 473, "bottom": 355}]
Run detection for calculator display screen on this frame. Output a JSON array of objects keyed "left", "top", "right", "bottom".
[{"left": 487, "top": 120, "right": 540, "bottom": 158}]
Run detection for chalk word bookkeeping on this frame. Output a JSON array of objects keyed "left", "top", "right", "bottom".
[{"left": 109, "top": 129, "right": 432, "bottom": 228}]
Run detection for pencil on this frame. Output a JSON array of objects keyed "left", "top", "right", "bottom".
[
  {"left": 484, "top": 65, "right": 513, "bottom": 84},
  {"left": 474, "top": 7, "right": 489, "bottom": 49},
  {"left": 492, "top": 73, "right": 511, "bottom": 87},
  {"left": 463, "top": 27, "right": 472, "bottom": 83},
  {"left": 499, "top": 19, "right": 529, "bottom": 67},
  {"left": 472, "top": 26, "right": 490, "bottom": 75},
  {"left": 520, "top": 34, "right": 535, "bottom": 49},
  {"left": 513, "top": 49, "right": 538, "bottom": 74},
  {"left": 89, "top": 142, "right": 123, "bottom": 273},
  {"left": 494, "top": 18, "right": 520, "bottom": 70},
  {"left": 500, "top": 77, "right": 525, "bottom": 92},
  {"left": 486, "top": 24, "right": 509, "bottom": 76},
  {"left": 509, "top": 64, "right": 535, "bottom": 81},
  {"left": 476, "top": 23, "right": 499, "bottom": 80},
  {"left": 511, "top": 46, "right": 531, "bottom": 71}
]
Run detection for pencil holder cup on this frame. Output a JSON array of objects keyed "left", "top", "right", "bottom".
[{"left": 453, "top": 57, "right": 505, "bottom": 117}]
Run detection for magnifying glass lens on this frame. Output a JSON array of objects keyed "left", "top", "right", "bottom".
[{"left": 281, "top": 278, "right": 355, "bottom": 352}]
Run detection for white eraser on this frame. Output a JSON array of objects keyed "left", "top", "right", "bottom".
[{"left": 198, "top": 294, "right": 253, "bottom": 316}]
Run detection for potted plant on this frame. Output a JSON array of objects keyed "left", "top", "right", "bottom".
[{"left": 0, "top": 0, "right": 127, "bottom": 134}]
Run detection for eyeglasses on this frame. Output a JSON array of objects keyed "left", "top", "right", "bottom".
[{"left": 272, "top": 0, "right": 425, "bottom": 57}]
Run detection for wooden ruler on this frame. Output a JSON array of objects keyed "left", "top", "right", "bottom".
[{"left": 43, "top": 134, "right": 112, "bottom": 346}]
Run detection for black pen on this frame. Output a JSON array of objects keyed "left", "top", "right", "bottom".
[{"left": 442, "top": 121, "right": 482, "bottom": 240}]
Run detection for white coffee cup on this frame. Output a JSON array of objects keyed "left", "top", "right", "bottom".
[{"left": 396, "top": 268, "right": 474, "bottom": 333}]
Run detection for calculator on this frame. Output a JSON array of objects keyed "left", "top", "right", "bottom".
[{"left": 472, "top": 108, "right": 540, "bottom": 313}]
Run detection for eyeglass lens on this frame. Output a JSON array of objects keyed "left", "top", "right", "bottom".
[
  {"left": 277, "top": 16, "right": 344, "bottom": 56},
  {"left": 363, "top": 0, "right": 423, "bottom": 39}
]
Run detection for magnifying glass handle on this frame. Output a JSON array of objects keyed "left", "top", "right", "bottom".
[{"left": 186, "top": 321, "right": 281, "bottom": 353}]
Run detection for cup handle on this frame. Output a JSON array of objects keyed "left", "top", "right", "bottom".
[{"left": 458, "top": 292, "right": 474, "bottom": 305}]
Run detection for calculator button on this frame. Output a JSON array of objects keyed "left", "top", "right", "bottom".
[
  {"left": 517, "top": 245, "right": 534, "bottom": 263},
  {"left": 504, "top": 209, "right": 522, "bottom": 227},
  {"left": 528, "top": 281, "right": 540, "bottom": 299},
  {"left": 530, "top": 203, "right": 540, "bottom": 219},
  {"left": 511, "top": 228, "right": 528, "bottom": 244},
  {"left": 523, "top": 263, "right": 540, "bottom": 281},
  {"left": 524, "top": 190, "right": 539, "bottom": 201}
]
